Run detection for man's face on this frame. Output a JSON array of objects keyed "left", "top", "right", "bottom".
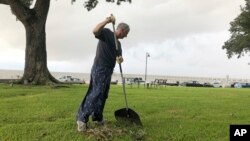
[{"left": 119, "top": 29, "right": 129, "bottom": 39}]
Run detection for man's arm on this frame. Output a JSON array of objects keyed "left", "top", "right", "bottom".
[{"left": 93, "top": 14, "right": 115, "bottom": 36}]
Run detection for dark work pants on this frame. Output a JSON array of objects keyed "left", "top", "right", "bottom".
[{"left": 76, "top": 65, "right": 113, "bottom": 123}]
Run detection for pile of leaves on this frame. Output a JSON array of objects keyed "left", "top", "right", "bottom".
[{"left": 83, "top": 121, "right": 146, "bottom": 141}]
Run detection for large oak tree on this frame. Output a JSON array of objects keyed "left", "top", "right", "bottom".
[
  {"left": 0, "top": 0, "right": 131, "bottom": 85},
  {"left": 223, "top": 0, "right": 250, "bottom": 58}
]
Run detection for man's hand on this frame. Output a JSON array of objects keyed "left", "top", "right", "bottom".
[
  {"left": 93, "top": 14, "right": 115, "bottom": 36},
  {"left": 116, "top": 56, "right": 124, "bottom": 64},
  {"left": 106, "top": 14, "right": 116, "bottom": 24}
]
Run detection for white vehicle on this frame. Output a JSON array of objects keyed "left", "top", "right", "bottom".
[
  {"left": 125, "top": 77, "right": 136, "bottom": 84},
  {"left": 234, "top": 83, "right": 250, "bottom": 88},
  {"left": 58, "top": 76, "right": 84, "bottom": 84},
  {"left": 72, "top": 78, "right": 83, "bottom": 83},
  {"left": 58, "top": 75, "right": 73, "bottom": 82},
  {"left": 212, "top": 82, "right": 222, "bottom": 88}
]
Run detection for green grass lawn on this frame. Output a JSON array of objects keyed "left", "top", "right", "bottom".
[{"left": 0, "top": 83, "right": 250, "bottom": 141}]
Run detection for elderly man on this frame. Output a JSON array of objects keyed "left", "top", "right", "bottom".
[{"left": 76, "top": 14, "right": 130, "bottom": 132}]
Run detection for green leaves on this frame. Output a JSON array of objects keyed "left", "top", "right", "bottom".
[
  {"left": 71, "top": 0, "right": 132, "bottom": 11},
  {"left": 84, "top": 0, "right": 98, "bottom": 11},
  {"left": 223, "top": 0, "right": 250, "bottom": 58}
]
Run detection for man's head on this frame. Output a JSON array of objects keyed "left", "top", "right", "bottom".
[{"left": 116, "top": 23, "right": 130, "bottom": 39}]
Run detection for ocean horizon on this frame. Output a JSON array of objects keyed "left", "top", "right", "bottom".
[{"left": 1, "top": 69, "right": 250, "bottom": 84}]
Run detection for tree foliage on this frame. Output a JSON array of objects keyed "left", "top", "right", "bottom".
[
  {"left": 223, "top": 0, "right": 250, "bottom": 58},
  {"left": 72, "top": 0, "right": 131, "bottom": 11}
]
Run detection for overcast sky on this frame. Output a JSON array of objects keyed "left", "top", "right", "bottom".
[{"left": 0, "top": 0, "right": 250, "bottom": 79}]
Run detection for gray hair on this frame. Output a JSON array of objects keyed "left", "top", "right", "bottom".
[{"left": 117, "top": 22, "right": 130, "bottom": 32}]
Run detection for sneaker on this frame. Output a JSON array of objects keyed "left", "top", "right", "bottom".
[
  {"left": 93, "top": 119, "right": 105, "bottom": 126},
  {"left": 77, "top": 121, "right": 87, "bottom": 132}
]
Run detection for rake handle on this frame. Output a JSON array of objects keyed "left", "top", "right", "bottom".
[{"left": 112, "top": 23, "right": 129, "bottom": 110}]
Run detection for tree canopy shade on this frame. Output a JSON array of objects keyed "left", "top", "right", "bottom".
[
  {"left": 0, "top": 0, "right": 132, "bottom": 85},
  {"left": 223, "top": 0, "right": 250, "bottom": 58}
]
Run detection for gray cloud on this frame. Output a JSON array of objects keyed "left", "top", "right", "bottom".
[{"left": 0, "top": 0, "right": 249, "bottom": 78}]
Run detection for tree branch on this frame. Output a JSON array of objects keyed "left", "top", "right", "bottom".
[
  {"left": 0, "top": 0, "right": 9, "bottom": 5},
  {"left": 34, "top": 0, "right": 50, "bottom": 22},
  {"left": 9, "top": 0, "right": 33, "bottom": 23}
]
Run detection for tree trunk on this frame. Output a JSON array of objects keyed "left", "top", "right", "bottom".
[
  {"left": 2, "top": 0, "right": 59, "bottom": 85},
  {"left": 20, "top": 22, "right": 58, "bottom": 85}
]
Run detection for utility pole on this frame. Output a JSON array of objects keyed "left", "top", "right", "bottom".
[{"left": 145, "top": 52, "right": 150, "bottom": 84}]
